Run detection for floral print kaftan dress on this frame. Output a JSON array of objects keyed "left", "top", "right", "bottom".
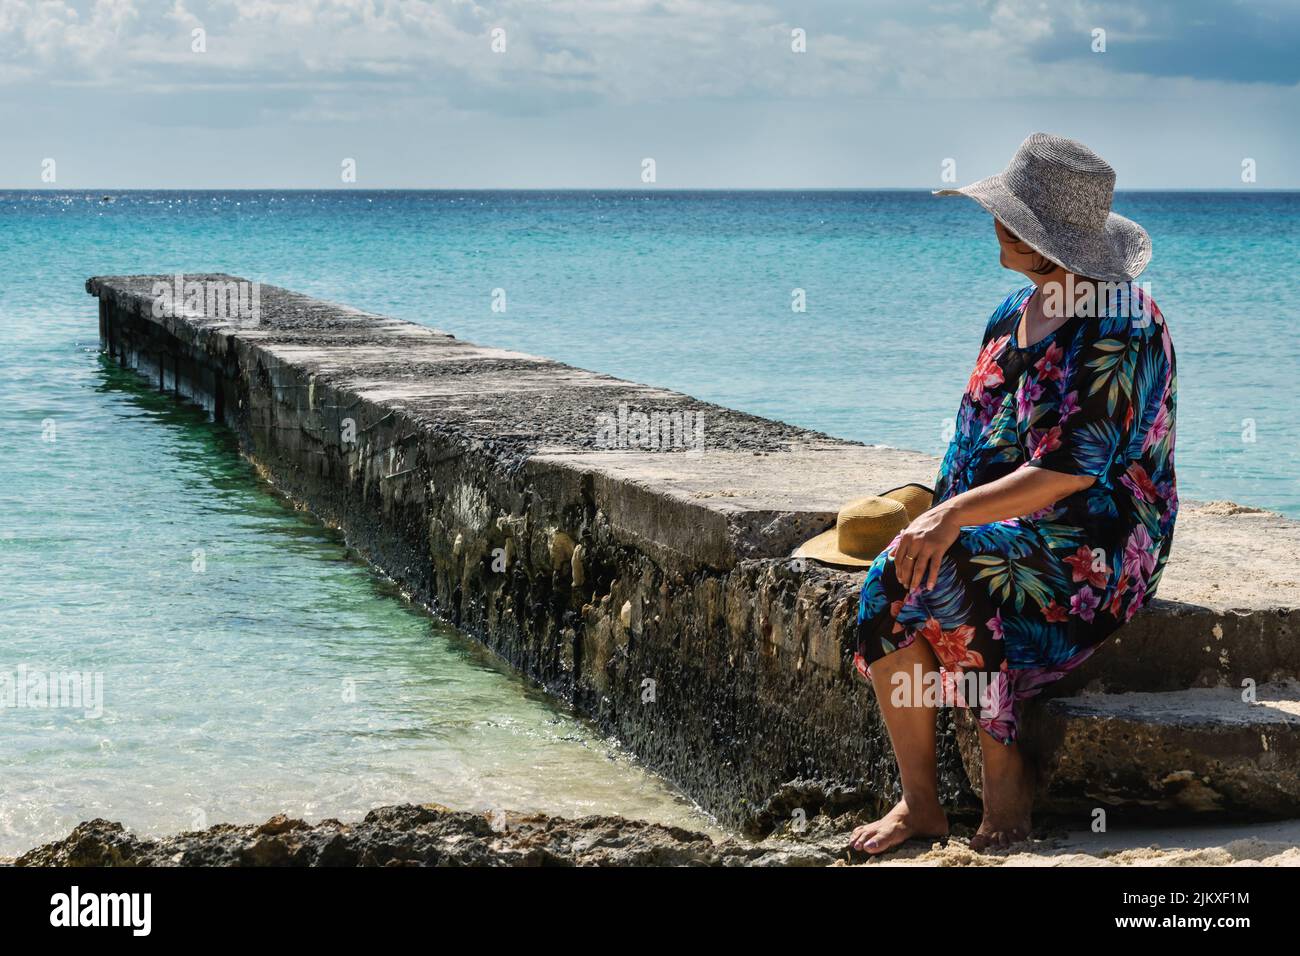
[{"left": 855, "top": 283, "right": 1178, "bottom": 743}]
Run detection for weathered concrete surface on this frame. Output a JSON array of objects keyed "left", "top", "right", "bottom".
[
  {"left": 1029, "top": 683, "right": 1300, "bottom": 816},
  {"left": 87, "top": 274, "right": 1300, "bottom": 828},
  {"left": 958, "top": 682, "right": 1300, "bottom": 820}
]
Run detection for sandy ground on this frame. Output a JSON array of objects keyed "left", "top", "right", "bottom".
[{"left": 852, "top": 818, "right": 1300, "bottom": 867}]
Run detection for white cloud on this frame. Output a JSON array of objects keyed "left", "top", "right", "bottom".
[
  {"left": 0, "top": 0, "right": 1295, "bottom": 120},
  {"left": 0, "top": 0, "right": 140, "bottom": 69}
]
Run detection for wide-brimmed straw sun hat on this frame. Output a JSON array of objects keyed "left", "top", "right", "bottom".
[
  {"left": 793, "top": 484, "right": 934, "bottom": 569},
  {"left": 934, "top": 132, "right": 1151, "bottom": 283},
  {"left": 880, "top": 483, "right": 932, "bottom": 523}
]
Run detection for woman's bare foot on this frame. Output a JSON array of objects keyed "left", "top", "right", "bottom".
[
  {"left": 970, "top": 734, "right": 1034, "bottom": 852},
  {"left": 848, "top": 797, "right": 949, "bottom": 855}
]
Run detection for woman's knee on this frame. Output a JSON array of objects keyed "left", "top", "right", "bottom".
[{"left": 869, "top": 634, "right": 938, "bottom": 679}]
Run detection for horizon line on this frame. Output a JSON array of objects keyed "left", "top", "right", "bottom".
[{"left": 2, "top": 186, "right": 1295, "bottom": 194}]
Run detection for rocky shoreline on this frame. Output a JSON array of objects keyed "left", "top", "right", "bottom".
[
  {"left": 14, "top": 804, "right": 845, "bottom": 867},
  {"left": 16, "top": 805, "right": 1300, "bottom": 867}
]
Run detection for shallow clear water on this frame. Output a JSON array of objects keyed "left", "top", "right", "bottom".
[
  {"left": 2, "top": 190, "right": 1296, "bottom": 855},
  {"left": 0, "top": 363, "right": 716, "bottom": 857}
]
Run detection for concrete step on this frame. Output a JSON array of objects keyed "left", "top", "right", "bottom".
[{"left": 961, "top": 683, "right": 1300, "bottom": 819}]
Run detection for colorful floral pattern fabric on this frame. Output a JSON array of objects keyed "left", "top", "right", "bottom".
[{"left": 855, "top": 283, "right": 1178, "bottom": 743}]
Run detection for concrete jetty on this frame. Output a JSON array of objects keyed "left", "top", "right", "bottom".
[{"left": 88, "top": 274, "right": 1300, "bottom": 831}]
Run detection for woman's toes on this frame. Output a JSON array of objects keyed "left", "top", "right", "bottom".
[
  {"left": 859, "top": 817, "right": 923, "bottom": 854},
  {"left": 970, "top": 822, "right": 1030, "bottom": 852},
  {"left": 848, "top": 800, "right": 949, "bottom": 856},
  {"left": 864, "top": 829, "right": 904, "bottom": 854},
  {"left": 848, "top": 826, "right": 874, "bottom": 851},
  {"left": 849, "top": 823, "right": 883, "bottom": 851}
]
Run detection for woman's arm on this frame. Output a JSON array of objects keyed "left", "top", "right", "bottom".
[{"left": 895, "top": 466, "right": 1094, "bottom": 591}]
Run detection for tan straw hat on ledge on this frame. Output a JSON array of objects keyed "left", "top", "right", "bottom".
[
  {"left": 880, "top": 483, "right": 933, "bottom": 523},
  {"left": 792, "top": 484, "right": 934, "bottom": 569}
]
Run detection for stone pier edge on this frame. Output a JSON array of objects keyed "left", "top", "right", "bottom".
[{"left": 87, "top": 275, "right": 1300, "bottom": 831}]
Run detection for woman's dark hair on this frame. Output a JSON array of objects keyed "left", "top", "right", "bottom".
[
  {"left": 1002, "top": 221, "right": 1059, "bottom": 275},
  {"left": 1007, "top": 228, "right": 1058, "bottom": 275},
  {"left": 1028, "top": 251, "right": 1057, "bottom": 275}
]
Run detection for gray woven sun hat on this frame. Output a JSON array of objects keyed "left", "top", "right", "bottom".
[{"left": 935, "top": 132, "right": 1151, "bottom": 282}]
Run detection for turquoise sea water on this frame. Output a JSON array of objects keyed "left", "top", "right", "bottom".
[{"left": 2, "top": 190, "right": 1296, "bottom": 855}]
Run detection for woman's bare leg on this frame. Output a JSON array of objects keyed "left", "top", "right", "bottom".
[
  {"left": 848, "top": 637, "right": 949, "bottom": 854},
  {"left": 970, "top": 725, "right": 1034, "bottom": 850}
]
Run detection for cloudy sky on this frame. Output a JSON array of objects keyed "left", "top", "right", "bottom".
[{"left": 2, "top": 0, "right": 1297, "bottom": 188}]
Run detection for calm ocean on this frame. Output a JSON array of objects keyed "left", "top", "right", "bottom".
[{"left": 1, "top": 190, "right": 1295, "bottom": 855}]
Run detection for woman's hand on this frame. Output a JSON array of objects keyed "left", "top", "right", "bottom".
[
  {"left": 889, "top": 465, "right": 1095, "bottom": 592},
  {"left": 893, "top": 504, "right": 963, "bottom": 592}
]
